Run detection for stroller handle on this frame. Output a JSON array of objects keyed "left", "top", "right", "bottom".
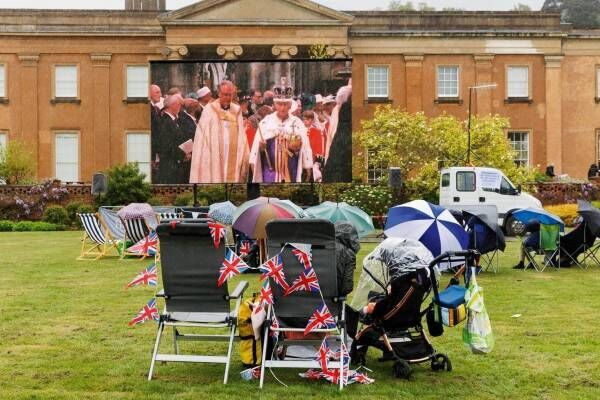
[{"left": 428, "top": 250, "right": 479, "bottom": 270}]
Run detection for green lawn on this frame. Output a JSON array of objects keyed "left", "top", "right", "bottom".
[{"left": 1, "top": 232, "right": 599, "bottom": 400}]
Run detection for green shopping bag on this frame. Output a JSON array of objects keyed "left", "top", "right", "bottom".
[{"left": 462, "top": 268, "right": 494, "bottom": 354}]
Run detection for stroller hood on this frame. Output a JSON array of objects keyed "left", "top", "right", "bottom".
[
  {"left": 350, "top": 238, "right": 434, "bottom": 311},
  {"left": 335, "top": 221, "right": 361, "bottom": 253}
]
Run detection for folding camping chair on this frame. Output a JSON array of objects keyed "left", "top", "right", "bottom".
[
  {"left": 524, "top": 223, "right": 561, "bottom": 272},
  {"left": 76, "top": 213, "right": 120, "bottom": 260},
  {"left": 120, "top": 217, "right": 151, "bottom": 259},
  {"left": 149, "top": 222, "right": 248, "bottom": 384},
  {"left": 260, "top": 219, "right": 347, "bottom": 390}
]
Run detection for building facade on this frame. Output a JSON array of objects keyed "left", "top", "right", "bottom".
[{"left": 0, "top": 0, "right": 599, "bottom": 182}]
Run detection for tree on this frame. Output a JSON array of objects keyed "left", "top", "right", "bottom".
[
  {"left": 541, "top": 0, "right": 600, "bottom": 29},
  {"left": 388, "top": 1, "right": 415, "bottom": 11},
  {"left": 100, "top": 163, "right": 152, "bottom": 206},
  {"left": 357, "top": 106, "right": 537, "bottom": 202},
  {"left": 512, "top": 3, "right": 533, "bottom": 11},
  {"left": 0, "top": 140, "right": 36, "bottom": 184}
]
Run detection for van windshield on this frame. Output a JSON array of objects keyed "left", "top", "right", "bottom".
[{"left": 482, "top": 176, "right": 518, "bottom": 195}]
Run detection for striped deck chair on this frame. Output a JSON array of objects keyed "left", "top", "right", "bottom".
[
  {"left": 120, "top": 217, "right": 152, "bottom": 259},
  {"left": 77, "top": 213, "right": 119, "bottom": 260},
  {"left": 158, "top": 212, "right": 181, "bottom": 222}
]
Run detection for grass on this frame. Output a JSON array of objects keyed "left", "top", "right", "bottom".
[{"left": 1, "top": 232, "right": 599, "bottom": 399}]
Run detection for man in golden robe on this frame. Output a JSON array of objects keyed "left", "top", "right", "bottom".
[{"left": 189, "top": 81, "right": 249, "bottom": 183}]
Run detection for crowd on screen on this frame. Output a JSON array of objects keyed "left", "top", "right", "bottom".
[{"left": 149, "top": 77, "right": 352, "bottom": 184}]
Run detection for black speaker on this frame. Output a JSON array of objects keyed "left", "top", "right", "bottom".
[
  {"left": 91, "top": 173, "right": 108, "bottom": 195},
  {"left": 389, "top": 167, "right": 402, "bottom": 189}
]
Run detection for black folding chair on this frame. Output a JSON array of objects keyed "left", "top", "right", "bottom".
[
  {"left": 149, "top": 222, "right": 248, "bottom": 384},
  {"left": 259, "top": 219, "right": 347, "bottom": 390}
]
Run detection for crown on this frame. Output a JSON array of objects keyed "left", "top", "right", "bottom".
[{"left": 273, "top": 77, "right": 294, "bottom": 102}]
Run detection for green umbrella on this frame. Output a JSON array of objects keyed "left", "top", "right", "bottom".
[{"left": 305, "top": 201, "right": 375, "bottom": 237}]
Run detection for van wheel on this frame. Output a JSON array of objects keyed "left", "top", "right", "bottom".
[{"left": 505, "top": 215, "right": 525, "bottom": 237}]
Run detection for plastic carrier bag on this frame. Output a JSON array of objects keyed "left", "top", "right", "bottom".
[{"left": 462, "top": 268, "right": 494, "bottom": 354}]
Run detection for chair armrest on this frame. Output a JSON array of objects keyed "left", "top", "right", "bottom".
[
  {"left": 334, "top": 296, "right": 347, "bottom": 303},
  {"left": 156, "top": 289, "right": 166, "bottom": 298},
  {"left": 229, "top": 281, "right": 249, "bottom": 299}
]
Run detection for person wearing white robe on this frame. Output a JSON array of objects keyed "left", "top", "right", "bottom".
[{"left": 249, "top": 94, "right": 312, "bottom": 183}]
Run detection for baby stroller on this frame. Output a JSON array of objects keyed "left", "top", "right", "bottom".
[{"left": 349, "top": 238, "right": 476, "bottom": 379}]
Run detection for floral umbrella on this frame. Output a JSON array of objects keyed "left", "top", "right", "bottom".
[{"left": 208, "top": 201, "right": 237, "bottom": 225}]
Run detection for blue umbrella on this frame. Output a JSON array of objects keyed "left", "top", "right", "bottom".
[
  {"left": 384, "top": 200, "right": 469, "bottom": 257},
  {"left": 512, "top": 207, "right": 564, "bottom": 231},
  {"left": 208, "top": 201, "right": 237, "bottom": 225}
]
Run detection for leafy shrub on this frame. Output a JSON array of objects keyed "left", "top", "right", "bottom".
[
  {"left": 43, "top": 205, "right": 69, "bottom": 225},
  {"left": 11, "top": 181, "right": 69, "bottom": 220},
  {"left": 0, "top": 140, "right": 36, "bottom": 184},
  {"left": 12, "top": 221, "right": 63, "bottom": 231},
  {"left": 99, "top": 163, "right": 152, "bottom": 206},
  {"left": 545, "top": 204, "right": 579, "bottom": 227},
  {"left": 66, "top": 201, "right": 84, "bottom": 222},
  {"left": 147, "top": 196, "right": 163, "bottom": 206},
  {"left": 30, "top": 222, "right": 63, "bottom": 231},
  {"left": 339, "top": 185, "right": 393, "bottom": 217},
  {"left": 12, "top": 221, "right": 36, "bottom": 231},
  {"left": 0, "top": 220, "right": 14, "bottom": 231},
  {"left": 174, "top": 192, "right": 194, "bottom": 207}
]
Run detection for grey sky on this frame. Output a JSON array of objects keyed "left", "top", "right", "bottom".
[{"left": 0, "top": 0, "right": 546, "bottom": 11}]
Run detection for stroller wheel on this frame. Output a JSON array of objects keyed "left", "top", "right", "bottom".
[
  {"left": 431, "top": 354, "right": 452, "bottom": 372},
  {"left": 393, "top": 360, "right": 412, "bottom": 379}
]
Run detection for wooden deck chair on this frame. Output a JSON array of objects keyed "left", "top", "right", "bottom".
[
  {"left": 120, "top": 217, "right": 151, "bottom": 259},
  {"left": 77, "top": 213, "right": 119, "bottom": 260},
  {"left": 260, "top": 219, "right": 347, "bottom": 390},
  {"left": 524, "top": 223, "right": 561, "bottom": 272},
  {"left": 148, "top": 222, "right": 248, "bottom": 384}
]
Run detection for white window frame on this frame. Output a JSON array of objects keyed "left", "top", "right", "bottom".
[
  {"left": 506, "top": 65, "right": 530, "bottom": 99},
  {"left": 366, "top": 65, "right": 390, "bottom": 99},
  {"left": 436, "top": 65, "right": 460, "bottom": 98},
  {"left": 53, "top": 64, "right": 79, "bottom": 99},
  {"left": 366, "top": 149, "right": 388, "bottom": 184},
  {"left": 596, "top": 66, "right": 600, "bottom": 100},
  {"left": 0, "top": 131, "right": 7, "bottom": 151},
  {"left": 126, "top": 131, "right": 151, "bottom": 182},
  {"left": 54, "top": 132, "right": 79, "bottom": 182},
  {"left": 507, "top": 130, "right": 530, "bottom": 167},
  {"left": 0, "top": 64, "right": 6, "bottom": 98},
  {"left": 125, "top": 65, "right": 149, "bottom": 99},
  {"left": 596, "top": 129, "right": 600, "bottom": 167}
]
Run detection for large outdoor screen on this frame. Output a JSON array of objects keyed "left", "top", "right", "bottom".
[{"left": 150, "top": 60, "right": 352, "bottom": 184}]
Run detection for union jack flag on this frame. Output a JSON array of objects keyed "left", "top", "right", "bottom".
[
  {"left": 304, "top": 302, "right": 336, "bottom": 336},
  {"left": 127, "top": 231, "right": 158, "bottom": 256},
  {"left": 322, "top": 366, "right": 341, "bottom": 384},
  {"left": 239, "top": 240, "right": 252, "bottom": 256},
  {"left": 292, "top": 248, "right": 312, "bottom": 270},
  {"left": 258, "top": 279, "right": 273, "bottom": 306},
  {"left": 217, "top": 248, "right": 249, "bottom": 287},
  {"left": 316, "top": 337, "right": 332, "bottom": 372},
  {"left": 285, "top": 267, "right": 320, "bottom": 295},
  {"left": 128, "top": 298, "right": 160, "bottom": 326},
  {"left": 208, "top": 222, "right": 227, "bottom": 248},
  {"left": 299, "top": 369, "right": 324, "bottom": 380},
  {"left": 348, "top": 372, "right": 374, "bottom": 385},
  {"left": 335, "top": 341, "right": 351, "bottom": 384},
  {"left": 260, "top": 254, "right": 289, "bottom": 291},
  {"left": 126, "top": 263, "right": 158, "bottom": 288}
]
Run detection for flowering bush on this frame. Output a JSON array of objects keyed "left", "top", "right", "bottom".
[
  {"left": 339, "top": 184, "right": 393, "bottom": 218},
  {"left": 544, "top": 204, "right": 579, "bottom": 227},
  {"left": 4, "top": 180, "right": 70, "bottom": 220}
]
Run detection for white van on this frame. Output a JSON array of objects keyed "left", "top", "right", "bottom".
[{"left": 439, "top": 166, "right": 542, "bottom": 235}]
